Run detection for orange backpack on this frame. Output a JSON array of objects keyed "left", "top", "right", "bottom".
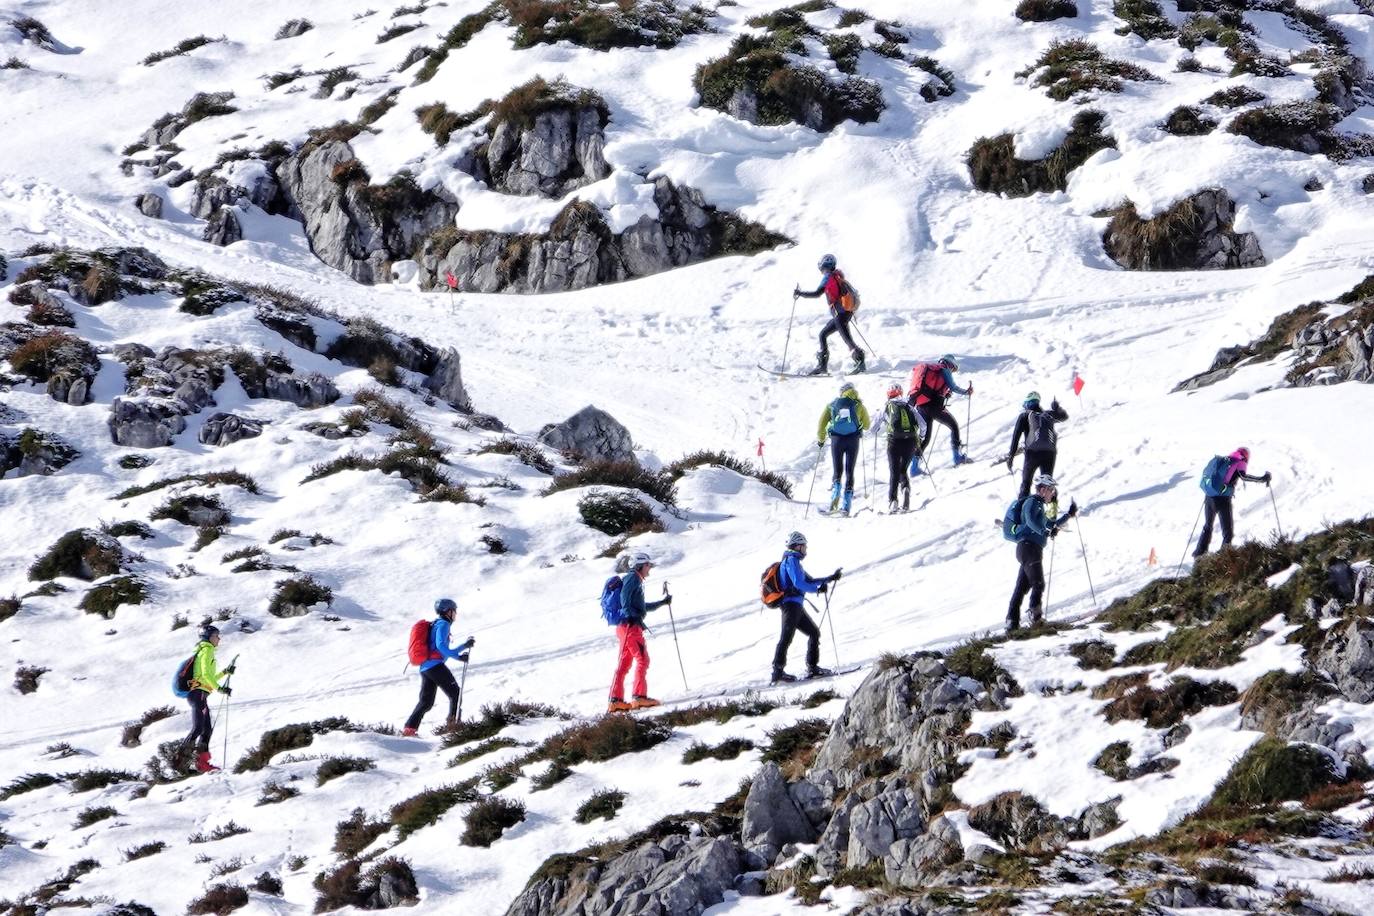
[
  {"left": 834, "top": 269, "right": 860, "bottom": 312},
  {"left": 761, "top": 562, "right": 786, "bottom": 607}
]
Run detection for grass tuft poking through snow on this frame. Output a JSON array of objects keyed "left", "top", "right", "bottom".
[{"left": 461, "top": 796, "right": 527, "bottom": 846}]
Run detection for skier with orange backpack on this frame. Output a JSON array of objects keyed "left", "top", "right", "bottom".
[
  {"left": 795, "top": 254, "right": 865, "bottom": 375},
  {"left": 908, "top": 355, "right": 972, "bottom": 470},
  {"left": 402, "top": 598, "right": 474, "bottom": 736},
  {"left": 764, "top": 531, "right": 839, "bottom": 683}
]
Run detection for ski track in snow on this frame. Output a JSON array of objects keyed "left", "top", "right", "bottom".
[{"left": 2, "top": 0, "right": 1374, "bottom": 911}]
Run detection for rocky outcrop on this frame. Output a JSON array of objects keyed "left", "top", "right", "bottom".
[
  {"left": 198, "top": 412, "right": 264, "bottom": 447},
  {"left": 1, "top": 327, "right": 100, "bottom": 406},
  {"left": 968, "top": 111, "right": 1115, "bottom": 198},
  {"left": 229, "top": 350, "right": 340, "bottom": 408},
  {"left": 456, "top": 81, "right": 611, "bottom": 197},
  {"left": 203, "top": 207, "right": 243, "bottom": 246},
  {"left": 1103, "top": 189, "right": 1265, "bottom": 271},
  {"left": 142, "top": 91, "right": 237, "bottom": 148},
  {"left": 884, "top": 813, "right": 963, "bottom": 887},
  {"left": 695, "top": 46, "right": 885, "bottom": 131},
  {"left": 741, "top": 762, "right": 817, "bottom": 862},
  {"left": 419, "top": 180, "right": 788, "bottom": 293},
  {"left": 539, "top": 405, "right": 634, "bottom": 463},
  {"left": 505, "top": 834, "right": 743, "bottom": 916},
  {"left": 109, "top": 346, "right": 224, "bottom": 447},
  {"left": 1317, "top": 618, "right": 1374, "bottom": 704},
  {"left": 0, "top": 427, "right": 78, "bottom": 477},
  {"left": 108, "top": 398, "right": 188, "bottom": 448},
  {"left": 134, "top": 192, "right": 163, "bottom": 219},
  {"left": 422, "top": 347, "right": 471, "bottom": 411},
  {"left": 275, "top": 140, "right": 458, "bottom": 285}
]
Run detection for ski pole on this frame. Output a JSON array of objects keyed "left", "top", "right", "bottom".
[
  {"left": 217, "top": 654, "right": 239, "bottom": 768},
  {"left": 966, "top": 389, "right": 973, "bottom": 455},
  {"left": 821, "top": 576, "right": 841, "bottom": 667},
  {"left": 663, "top": 582, "right": 689, "bottom": 691},
  {"left": 1177, "top": 501, "right": 1204, "bottom": 577},
  {"left": 851, "top": 318, "right": 880, "bottom": 362},
  {"left": 804, "top": 443, "right": 824, "bottom": 518},
  {"left": 781, "top": 294, "right": 799, "bottom": 373},
  {"left": 1076, "top": 522, "right": 1098, "bottom": 609},
  {"left": 456, "top": 650, "right": 470, "bottom": 724},
  {"left": 1267, "top": 486, "right": 1284, "bottom": 541}
]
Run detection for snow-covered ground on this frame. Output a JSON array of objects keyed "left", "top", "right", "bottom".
[{"left": 3, "top": 0, "right": 1374, "bottom": 911}]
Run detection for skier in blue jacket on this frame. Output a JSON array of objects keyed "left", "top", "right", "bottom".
[
  {"left": 772, "top": 531, "right": 839, "bottom": 683},
  {"left": 403, "top": 598, "right": 474, "bottom": 736},
  {"left": 1006, "top": 475, "right": 1076, "bottom": 632}
]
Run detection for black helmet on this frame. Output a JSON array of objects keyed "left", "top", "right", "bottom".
[
  {"left": 434, "top": 598, "right": 457, "bottom": 616},
  {"left": 818, "top": 254, "right": 837, "bottom": 271},
  {"left": 199, "top": 624, "right": 220, "bottom": 641}
]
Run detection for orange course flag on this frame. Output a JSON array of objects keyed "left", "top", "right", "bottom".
[{"left": 1148, "top": 547, "right": 1158, "bottom": 566}]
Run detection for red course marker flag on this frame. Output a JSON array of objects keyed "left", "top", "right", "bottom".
[
  {"left": 1072, "top": 370, "right": 1085, "bottom": 396},
  {"left": 444, "top": 271, "right": 458, "bottom": 290},
  {"left": 757, "top": 438, "right": 765, "bottom": 457}
]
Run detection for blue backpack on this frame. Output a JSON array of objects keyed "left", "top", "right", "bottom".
[
  {"left": 829, "top": 397, "right": 861, "bottom": 436},
  {"left": 1200, "top": 455, "right": 1233, "bottom": 497},
  {"left": 1002, "top": 496, "right": 1031, "bottom": 542},
  {"left": 171, "top": 653, "right": 196, "bottom": 698},
  {"left": 600, "top": 576, "right": 626, "bottom": 625}
]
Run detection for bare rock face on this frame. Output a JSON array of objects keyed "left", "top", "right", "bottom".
[
  {"left": 741, "top": 762, "right": 818, "bottom": 863},
  {"left": 423, "top": 347, "right": 471, "bottom": 411},
  {"left": 198, "top": 412, "right": 264, "bottom": 447},
  {"left": 135, "top": 192, "right": 164, "bottom": 219},
  {"left": 1318, "top": 618, "right": 1374, "bottom": 704},
  {"left": 203, "top": 207, "right": 243, "bottom": 246},
  {"left": 109, "top": 346, "right": 223, "bottom": 448},
  {"left": 464, "top": 98, "right": 611, "bottom": 198},
  {"left": 1103, "top": 189, "right": 1265, "bottom": 271},
  {"left": 504, "top": 833, "right": 743, "bottom": 916},
  {"left": 0, "top": 427, "right": 78, "bottom": 477},
  {"left": 275, "top": 139, "right": 458, "bottom": 285},
  {"left": 109, "top": 398, "right": 188, "bottom": 448},
  {"left": 538, "top": 405, "right": 634, "bottom": 463}
]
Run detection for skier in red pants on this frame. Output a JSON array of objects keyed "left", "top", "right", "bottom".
[{"left": 609, "top": 552, "right": 671, "bottom": 712}]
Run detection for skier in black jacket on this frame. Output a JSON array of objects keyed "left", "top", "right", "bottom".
[{"left": 1006, "top": 392, "right": 1068, "bottom": 499}]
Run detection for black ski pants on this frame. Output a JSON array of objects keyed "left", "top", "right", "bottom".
[
  {"left": 405, "top": 663, "right": 461, "bottom": 730},
  {"left": 1007, "top": 541, "right": 1046, "bottom": 629},
  {"left": 916, "top": 402, "right": 962, "bottom": 452},
  {"left": 831, "top": 432, "right": 860, "bottom": 492},
  {"left": 1018, "top": 449, "right": 1057, "bottom": 499},
  {"left": 186, "top": 689, "right": 212, "bottom": 752},
  {"left": 1194, "top": 495, "right": 1234, "bottom": 556},
  {"left": 887, "top": 437, "right": 916, "bottom": 505},
  {"left": 819, "top": 309, "right": 861, "bottom": 362},
  {"left": 773, "top": 602, "right": 820, "bottom": 673}
]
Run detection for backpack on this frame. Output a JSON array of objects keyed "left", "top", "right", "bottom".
[
  {"left": 1200, "top": 455, "right": 1233, "bottom": 497},
  {"left": 886, "top": 400, "right": 917, "bottom": 439},
  {"left": 407, "top": 619, "right": 434, "bottom": 666},
  {"left": 910, "top": 363, "right": 946, "bottom": 403},
  {"left": 834, "top": 269, "right": 860, "bottom": 312},
  {"left": 1026, "top": 409, "right": 1056, "bottom": 450},
  {"left": 1002, "top": 496, "right": 1032, "bottom": 542},
  {"left": 829, "top": 396, "right": 861, "bottom": 436},
  {"left": 171, "top": 653, "right": 196, "bottom": 698},
  {"left": 761, "top": 562, "right": 786, "bottom": 608},
  {"left": 600, "top": 575, "right": 627, "bottom": 625}
]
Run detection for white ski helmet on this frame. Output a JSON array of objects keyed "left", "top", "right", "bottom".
[
  {"left": 631, "top": 551, "right": 653, "bottom": 569},
  {"left": 1034, "top": 473, "right": 1058, "bottom": 491}
]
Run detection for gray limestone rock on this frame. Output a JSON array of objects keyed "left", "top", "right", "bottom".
[
  {"left": 1317, "top": 618, "right": 1374, "bottom": 703},
  {"left": 885, "top": 814, "right": 963, "bottom": 888},
  {"left": 135, "top": 193, "right": 164, "bottom": 219},
  {"left": 538, "top": 405, "right": 634, "bottom": 463},
  {"left": 423, "top": 347, "right": 471, "bottom": 411},
  {"left": 1104, "top": 189, "right": 1265, "bottom": 271},
  {"left": 198, "top": 412, "right": 264, "bottom": 447},
  {"left": 108, "top": 398, "right": 188, "bottom": 448},
  {"left": 741, "top": 762, "right": 817, "bottom": 862},
  {"left": 203, "top": 207, "right": 243, "bottom": 246},
  {"left": 848, "top": 787, "right": 926, "bottom": 867}
]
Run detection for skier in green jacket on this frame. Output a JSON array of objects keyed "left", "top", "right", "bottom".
[
  {"left": 817, "top": 382, "right": 870, "bottom": 516},
  {"left": 186, "top": 625, "right": 233, "bottom": 773}
]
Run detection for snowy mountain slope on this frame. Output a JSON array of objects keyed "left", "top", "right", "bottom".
[{"left": 2, "top": 0, "right": 1374, "bottom": 911}]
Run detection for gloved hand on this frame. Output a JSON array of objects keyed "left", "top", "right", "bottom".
[
  {"left": 793, "top": 285, "right": 801, "bottom": 296},
  {"left": 458, "top": 652, "right": 470, "bottom": 664},
  {"left": 817, "top": 581, "right": 829, "bottom": 595},
  {"left": 832, "top": 569, "right": 843, "bottom": 582},
  {"left": 1049, "top": 527, "right": 1059, "bottom": 540},
  {"left": 224, "top": 664, "right": 236, "bottom": 676},
  {"left": 220, "top": 686, "right": 233, "bottom": 696},
  {"left": 817, "top": 440, "right": 825, "bottom": 450},
  {"left": 1005, "top": 454, "right": 1013, "bottom": 472},
  {"left": 1261, "top": 472, "right": 1272, "bottom": 486},
  {"left": 1051, "top": 399, "right": 1060, "bottom": 411},
  {"left": 967, "top": 381, "right": 974, "bottom": 396},
  {"left": 663, "top": 594, "right": 673, "bottom": 607},
  {"left": 1068, "top": 500, "right": 1078, "bottom": 518},
  {"left": 463, "top": 636, "right": 476, "bottom": 650}
]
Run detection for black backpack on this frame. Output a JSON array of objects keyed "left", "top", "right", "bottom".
[
  {"left": 1026, "top": 409, "right": 1057, "bottom": 450},
  {"left": 886, "top": 401, "right": 918, "bottom": 439}
]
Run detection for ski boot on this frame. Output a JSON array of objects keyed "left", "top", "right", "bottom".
[
  {"left": 631, "top": 695, "right": 661, "bottom": 709},
  {"left": 1028, "top": 605, "right": 1044, "bottom": 627},
  {"left": 901, "top": 484, "right": 911, "bottom": 511},
  {"left": 951, "top": 447, "right": 970, "bottom": 467},
  {"left": 195, "top": 751, "right": 219, "bottom": 774},
  {"left": 851, "top": 350, "right": 866, "bottom": 374},
  {"left": 607, "top": 697, "right": 634, "bottom": 713},
  {"left": 829, "top": 481, "right": 842, "bottom": 513},
  {"left": 888, "top": 499, "right": 898, "bottom": 514},
  {"left": 401, "top": 727, "right": 419, "bottom": 737},
  {"left": 841, "top": 489, "right": 853, "bottom": 516},
  {"left": 771, "top": 669, "right": 797, "bottom": 684},
  {"left": 807, "top": 351, "right": 829, "bottom": 376},
  {"left": 909, "top": 454, "right": 924, "bottom": 477},
  {"left": 805, "top": 665, "right": 834, "bottom": 680}
]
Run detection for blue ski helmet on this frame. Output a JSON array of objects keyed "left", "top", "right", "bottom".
[
  {"left": 434, "top": 598, "right": 457, "bottom": 616},
  {"left": 1024, "top": 391, "right": 1040, "bottom": 407},
  {"left": 818, "top": 254, "right": 837, "bottom": 271}
]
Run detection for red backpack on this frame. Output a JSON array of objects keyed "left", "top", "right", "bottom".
[
  {"left": 407, "top": 620, "right": 434, "bottom": 665},
  {"left": 909, "top": 363, "right": 947, "bottom": 405}
]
